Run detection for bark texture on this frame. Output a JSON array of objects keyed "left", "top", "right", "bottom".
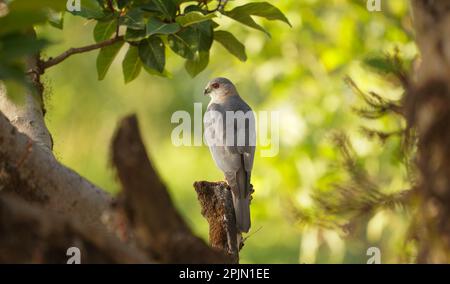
[
  {"left": 0, "top": 112, "right": 238, "bottom": 263},
  {"left": 0, "top": 194, "right": 148, "bottom": 263},
  {"left": 0, "top": 110, "right": 113, "bottom": 234},
  {"left": 194, "top": 181, "right": 240, "bottom": 263},
  {"left": 0, "top": 16, "right": 246, "bottom": 263},
  {"left": 111, "top": 114, "right": 234, "bottom": 263},
  {"left": 409, "top": 0, "right": 450, "bottom": 263},
  {"left": 0, "top": 48, "right": 114, "bottom": 234},
  {"left": 0, "top": 56, "right": 52, "bottom": 152}
]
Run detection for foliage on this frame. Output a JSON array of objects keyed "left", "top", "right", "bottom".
[
  {"left": 0, "top": 0, "right": 290, "bottom": 95},
  {"left": 287, "top": 44, "right": 418, "bottom": 262},
  {"left": 1, "top": 0, "right": 423, "bottom": 263},
  {"left": 0, "top": 0, "right": 65, "bottom": 98}
]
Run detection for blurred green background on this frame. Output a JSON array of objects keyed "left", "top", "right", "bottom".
[{"left": 36, "top": 0, "right": 415, "bottom": 263}]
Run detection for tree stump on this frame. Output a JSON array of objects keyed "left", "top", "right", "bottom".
[{"left": 194, "top": 181, "right": 254, "bottom": 263}]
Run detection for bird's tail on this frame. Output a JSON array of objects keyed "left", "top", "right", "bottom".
[
  {"left": 232, "top": 193, "right": 251, "bottom": 233},
  {"left": 232, "top": 165, "right": 251, "bottom": 233}
]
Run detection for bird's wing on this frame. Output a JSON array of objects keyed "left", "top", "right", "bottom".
[
  {"left": 204, "top": 103, "right": 241, "bottom": 173},
  {"left": 225, "top": 96, "right": 256, "bottom": 172},
  {"left": 205, "top": 102, "right": 232, "bottom": 148}
]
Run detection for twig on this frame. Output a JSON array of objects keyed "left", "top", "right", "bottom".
[
  {"left": 39, "top": 36, "right": 124, "bottom": 71},
  {"left": 106, "top": 0, "right": 115, "bottom": 13}
]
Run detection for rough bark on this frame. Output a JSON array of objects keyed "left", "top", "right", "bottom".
[
  {"left": 111, "top": 114, "right": 234, "bottom": 263},
  {"left": 0, "top": 110, "right": 113, "bottom": 234},
  {"left": 0, "top": 20, "right": 237, "bottom": 263},
  {"left": 0, "top": 38, "right": 115, "bottom": 234},
  {"left": 0, "top": 194, "right": 148, "bottom": 264},
  {"left": 408, "top": 0, "right": 450, "bottom": 263},
  {"left": 0, "top": 56, "right": 52, "bottom": 152},
  {"left": 194, "top": 181, "right": 240, "bottom": 263}
]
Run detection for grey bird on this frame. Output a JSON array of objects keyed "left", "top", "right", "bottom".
[{"left": 203, "top": 77, "right": 256, "bottom": 233}]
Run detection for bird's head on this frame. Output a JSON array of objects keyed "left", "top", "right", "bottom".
[{"left": 203, "top": 77, "right": 238, "bottom": 100}]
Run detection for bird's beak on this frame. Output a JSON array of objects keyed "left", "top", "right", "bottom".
[{"left": 203, "top": 86, "right": 211, "bottom": 96}]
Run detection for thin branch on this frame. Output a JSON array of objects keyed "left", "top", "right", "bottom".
[
  {"left": 106, "top": 0, "right": 115, "bottom": 13},
  {"left": 216, "top": 0, "right": 229, "bottom": 12},
  {"left": 39, "top": 36, "right": 124, "bottom": 71}
]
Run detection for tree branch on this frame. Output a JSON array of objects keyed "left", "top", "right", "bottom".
[
  {"left": 111, "top": 114, "right": 234, "bottom": 263},
  {"left": 0, "top": 43, "right": 52, "bottom": 152},
  {"left": 0, "top": 110, "right": 115, "bottom": 235},
  {"left": 0, "top": 194, "right": 149, "bottom": 263},
  {"left": 0, "top": 29, "right": 133, "bottom": 247},
  {"left": 408, "top": 0, "right": 450, "bottom": 263},
  {"left": 39, "top": 36, "right": 124, "bottom": 71}
]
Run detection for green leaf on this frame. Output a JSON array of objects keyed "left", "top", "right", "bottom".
[
  {"left": 94, "top": 20, "right": 117, "bottom": 42},
  {"left": 146, "top": 17, "right": 180, "bottom": 36},
  {"left": 0, "top": 0, "right": 66, "bottom": 35},
  {"left": 363, "top": 55, "right": 397, "bottom": 74},
  {"left": 223, "top": 11, "right": 270, "bottom": 37},
  {"left": 143, "top": 64, "right": 171, "bottom": 78},
  {"left": 0, "top": 63, "right": 25, "bottom": 81},
  {"left": 185, "top": 51, "right": 209, "bottom": 77},
  {"left": 48, "top": 11, "right": 65, "bottom": 29},
  {"left": 176, "top": 11, "right": 216, "bottom": 27},
  {"left": 167, "top": 20, "right": 213, "bottom": 59},
  {"left": 0, "top": 61, "right": 35, "bottom": 104},
  {"left": 12, "top": 0, "right": 66, "bottom": 12},
  {"left": 168, "top": 33, "right": 196, "bottom": 60},
  {"left": 0, "top": 34, "right": 50, "bottom": 61},
  {"left": 213, "top": 30, "right": 247, "bottom": 62},
  {"left": 195, "top": 20, "right": 213, "bottom": 51},
  {"left": 120, "top": 7, "right": 145, "bottom": 29},
  {"left": 155, "top": 0, "right": 177, "bottom": 19},
  {"left": 212, "top": 20, "right": 220, "bottom": 29},
  {"left": 2, "top": 79, "right": 31, "bottom": 104},
  {"left": 140, "top": 0, "right": 177, "bottom": 21},
  {"left": 125, "top": 28, "right": 147, "bottom": 42},
  {"left": 227, "top": 2, "right": 291, "bottom": 27},
  {"left": 122, "top": 46, "right": 142, "bottom": 83},
  {"left": 70, "top": 0, "right": 104, "bottom": 19},
  {"left": 0, "top": 12, "right": 47, "bottom": 35},
  {"left": 117, "top": 0, "right": 130, "bottom": 9},
  {"left": 96, "top": 41, "right": 124, "bottom": 80},
  {"left": 138, "top": 36, "right": 165, "bottom": 74},
  {"left": 0, "top": 36, "right": 44, "bottom": 103},
  {"left": 183, "top": 5, "right": 202, "bottom": 14}
]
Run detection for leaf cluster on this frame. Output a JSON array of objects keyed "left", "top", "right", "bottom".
[{"left": 0, "top": 0, "right": 291, "bottom": 90}]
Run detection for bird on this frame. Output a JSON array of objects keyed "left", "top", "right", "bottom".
[{"left": 203, "top": 77, "right": 256, "bottom": 234}]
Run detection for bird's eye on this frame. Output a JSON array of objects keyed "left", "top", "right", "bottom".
[{"left": 212, "top": 82, "right": 220, "bottom": 89}]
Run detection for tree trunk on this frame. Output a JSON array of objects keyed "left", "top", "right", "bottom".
[
  {"left": 408, "top": 0, "right": 450, "bottom": 263},
  {"left": 110, "top": 115, "right": 234, "bottom": 263},
  {"left": 0, "top": 48, "right": 114, "bottom": 235},
  {"left": 194, "top": 181, "right": 240, "bottom": 263},
  {"left": 0, "top": 194, "right": 148, "bottom": 264},
  {"left": 0, "top": 110, "right": 114, "bottom": 235}
]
